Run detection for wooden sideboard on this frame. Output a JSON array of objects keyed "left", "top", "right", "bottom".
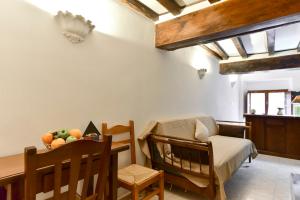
[{"left": 245, "top": 114, "right": 300, "bottom": 160}]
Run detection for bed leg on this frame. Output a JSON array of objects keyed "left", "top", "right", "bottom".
[{"left": 248, "top": 155, "right": 252, "bottom": 163}]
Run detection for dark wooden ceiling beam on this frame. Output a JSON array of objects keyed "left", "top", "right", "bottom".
[
  {"left": 208, "top": 0, "right": 221, "bottom": 4},
  {"left": 211, "top": 42, "right": 229, "bottom": 60},
  {"left": 232, "top": 37, "right": 248, "bottom": 58},
  {"left": 220, "top": 54, "right": 300, "bottom": 75},
  {"left": 156, "top": 0, "right": 300, "bottom": 50},
  {"left": 157, "top": 0, "right": 183, "bottom": 15},
  {"left": 267, "top": 30, "right": 276, "bottom": 55},
  {"left": 200, "top": 45, "right": 223, "bottom": 60},
  {"left": 122, "top": 0, "right": 159, "bottom": 21}
]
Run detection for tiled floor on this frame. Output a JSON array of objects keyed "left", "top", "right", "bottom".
[{"left": 159, "top": 154, "right": 300, "bottom": 200}]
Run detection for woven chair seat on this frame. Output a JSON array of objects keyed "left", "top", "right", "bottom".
[{"left": 118, "top": 164, "right": 160, "bottom": 185}]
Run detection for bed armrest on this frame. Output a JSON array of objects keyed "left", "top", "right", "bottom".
[
  {"left": 216, "top": 120, "right": 252, "bottom": 140},
  {"left": 147, "top": 134, "right": 215, "bottom": 190}
]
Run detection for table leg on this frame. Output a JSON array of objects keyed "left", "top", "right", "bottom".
[
  {"left": 0, "top": 186, "right": 7, "bottom": 199},
  {"left": 87, "top": 175, "right": 94, "bottom": 196},
  {"left": 11, "top": 179, "right": 24, "bottom": 200},
  {"left": 108, "top": 153, "right": 118, "bottom": 200}
]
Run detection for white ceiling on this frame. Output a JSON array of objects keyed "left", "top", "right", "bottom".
[
  {"left": 275, "top": 23, "right": 300, "bottom": 51},
  {"left": 177, "top": 0, "right": 204, "bottom": 5},
  {"left": 217, "top": 39, "right": 240, "bottom": 57},
  {"left": 240, "top": 31, "right": 268, "bottom": 55},
  {"left": 139, "top": 0, "right": 204, "bottom": 15},
  {"left": 207, "top": 23, "right": 300, "bottom": 58},
  {"left": 139, "top": 0, "right": 167, "bottom": 15}
]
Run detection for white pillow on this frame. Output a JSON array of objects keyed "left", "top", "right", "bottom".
[{"left": 195, "top": 120, "right": 209, "bottom": 142}]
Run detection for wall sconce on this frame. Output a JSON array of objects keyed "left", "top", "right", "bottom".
[
  {"left": 229, "top": 74, "right": 238, "bottom": 87},
  {"left": 197, "top": 69, "right": 207, "bottom": 79},
  {"left": 55, "top": 11, "right": 95, "bottom": 43}
]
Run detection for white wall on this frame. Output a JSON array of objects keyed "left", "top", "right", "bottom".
[
  {"left": 0, "top": 0, "right": 240, "bottom": 163},
  {"left": 241, "top": 69, "right": 300, "bottom": 91}
]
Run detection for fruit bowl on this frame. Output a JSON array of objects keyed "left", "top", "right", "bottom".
[
  {"left": 44, "top": 142, "right": 52, "bottom": 150},
  {"left": 42, "top": 129, "right": 83, "bottom": 150}
]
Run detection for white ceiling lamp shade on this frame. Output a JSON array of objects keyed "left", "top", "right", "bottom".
[{"left": 55, "top": 11, "right": 95, "bottom": 43}]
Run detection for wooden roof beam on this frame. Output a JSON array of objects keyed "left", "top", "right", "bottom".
[
  {"left": 267, "top": 29, "right": 276, "bottom": 55},
  {"left": 211, "top": 42, "right": 229, "bottom": 60},
  {"left": 208, "top": 0, "right": 221, "bottom": 4},
  {"left": 156, "top": 0, "right": 300, "bottom": 50},
  {"left": 122, "top": 0, "right": 159, "bottom": 21},
  {"left": 220, "top": 54, "right": 300, "bottom": 75},
  {"left": 200, "top": 45, "right": 223, "bottom": 60},
  {"left": 232, "top": 37, "right": 248, "bottom": 58},
  {"left": 157, "top": 0, "right": 183, "bottom": 15}
]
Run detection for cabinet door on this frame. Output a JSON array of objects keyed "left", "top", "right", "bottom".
[
  {"left": 247, "top": 117, "right": 265, "bottom": 150},
  {"left": 265, "top": 119, "right": 286, "bottom": 154},
  {"left": 286, "top": 119, "right": 300, "bottom": 157}
]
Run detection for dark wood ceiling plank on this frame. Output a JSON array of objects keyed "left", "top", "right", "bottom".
[
  {"left": 156, "top": 0, "right": 300, "bottom": 50},
  {"left": 232, "top": 37, "right": 248, "bottom": 58},
  {"left": 122, "top": 0, "right": 159, "bottom": 21},
  {"left": 220, "top": 54, "right": 300, "bottom": 75},
  {"left": 267, "top": 30, "right": 276, "bottom": 55},
  {"left": 200, "top": 45, "right": 223, "bottom": 60},
  {"left": 208, "top": 0, "right": 221, "bottom": 4},
  {"left": 211, "top": 42, "right": 229, "bottom": 60},
  {"left": 157, "top": 0, "right": 183, "bottom": 15}
]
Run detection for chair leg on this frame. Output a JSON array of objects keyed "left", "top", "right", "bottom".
[
  {"left": 132, "top": 186, "right": 139, "bottom": 200},
  {"left": 159, "top": 171, "right": 164, "bottom": 200},
  {"left": 249, "top": 155, "right": 252, "bottom": 163},
  {"left": 103, "top": 183, "right": 108, "bottom": 200}
]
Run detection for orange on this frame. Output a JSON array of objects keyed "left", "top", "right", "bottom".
[
  {"left": 51, "top": 138, "right": 66, "bottom": 149},
  {"left": 69, "top": 129, "right": 82, "bottom": 139},
  {"left": 41, "top": 132, "right": 53, "bottom": 144}
]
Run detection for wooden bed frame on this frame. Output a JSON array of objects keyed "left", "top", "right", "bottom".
[{"left": 147, "top": 121, "right": 252, "bottom": 200}]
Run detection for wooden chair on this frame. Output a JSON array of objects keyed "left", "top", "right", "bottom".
[
  {"left": 24, "top": 135, "right": 112, "bottom": 200},
  {"left": 102, "top": 120, "right": 164, "bottom": 200}
]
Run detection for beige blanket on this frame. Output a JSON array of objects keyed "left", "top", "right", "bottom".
[{"left": 138, "top": 120, "right": 258, "bottom": 200}]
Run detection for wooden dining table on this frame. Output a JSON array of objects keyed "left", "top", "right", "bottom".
[{"left": 0, "top": 143, "right": 129, "bottom": 200}]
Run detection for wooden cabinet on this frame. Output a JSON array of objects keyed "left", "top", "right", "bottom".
[
  {"left": 265, "top": 119, "right": 286, "bottom": 154},
  {"left": 286, "top": 119, "right": 300, "bottom": 156},
  {"left": 245, "top": 114, "right": 300, "bottom": 160},
  {"left": 250, "top": 117, "right": 265, "bottom": 150}
]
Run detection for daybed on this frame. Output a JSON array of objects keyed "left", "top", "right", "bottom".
[{"left": 138, "top": 116, "right": 257, "bottom": 200}]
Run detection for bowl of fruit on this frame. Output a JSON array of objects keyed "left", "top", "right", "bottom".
[{"left": 41, "top": 129, "right": 83, "bottom": 150}]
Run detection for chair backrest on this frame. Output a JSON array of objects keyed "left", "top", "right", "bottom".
[
  {"left": 102, "top": 120, "right": 136, "bottom": 164},
  {"left": 24, "top": 135, "right": 112, "bottom": 200}
]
